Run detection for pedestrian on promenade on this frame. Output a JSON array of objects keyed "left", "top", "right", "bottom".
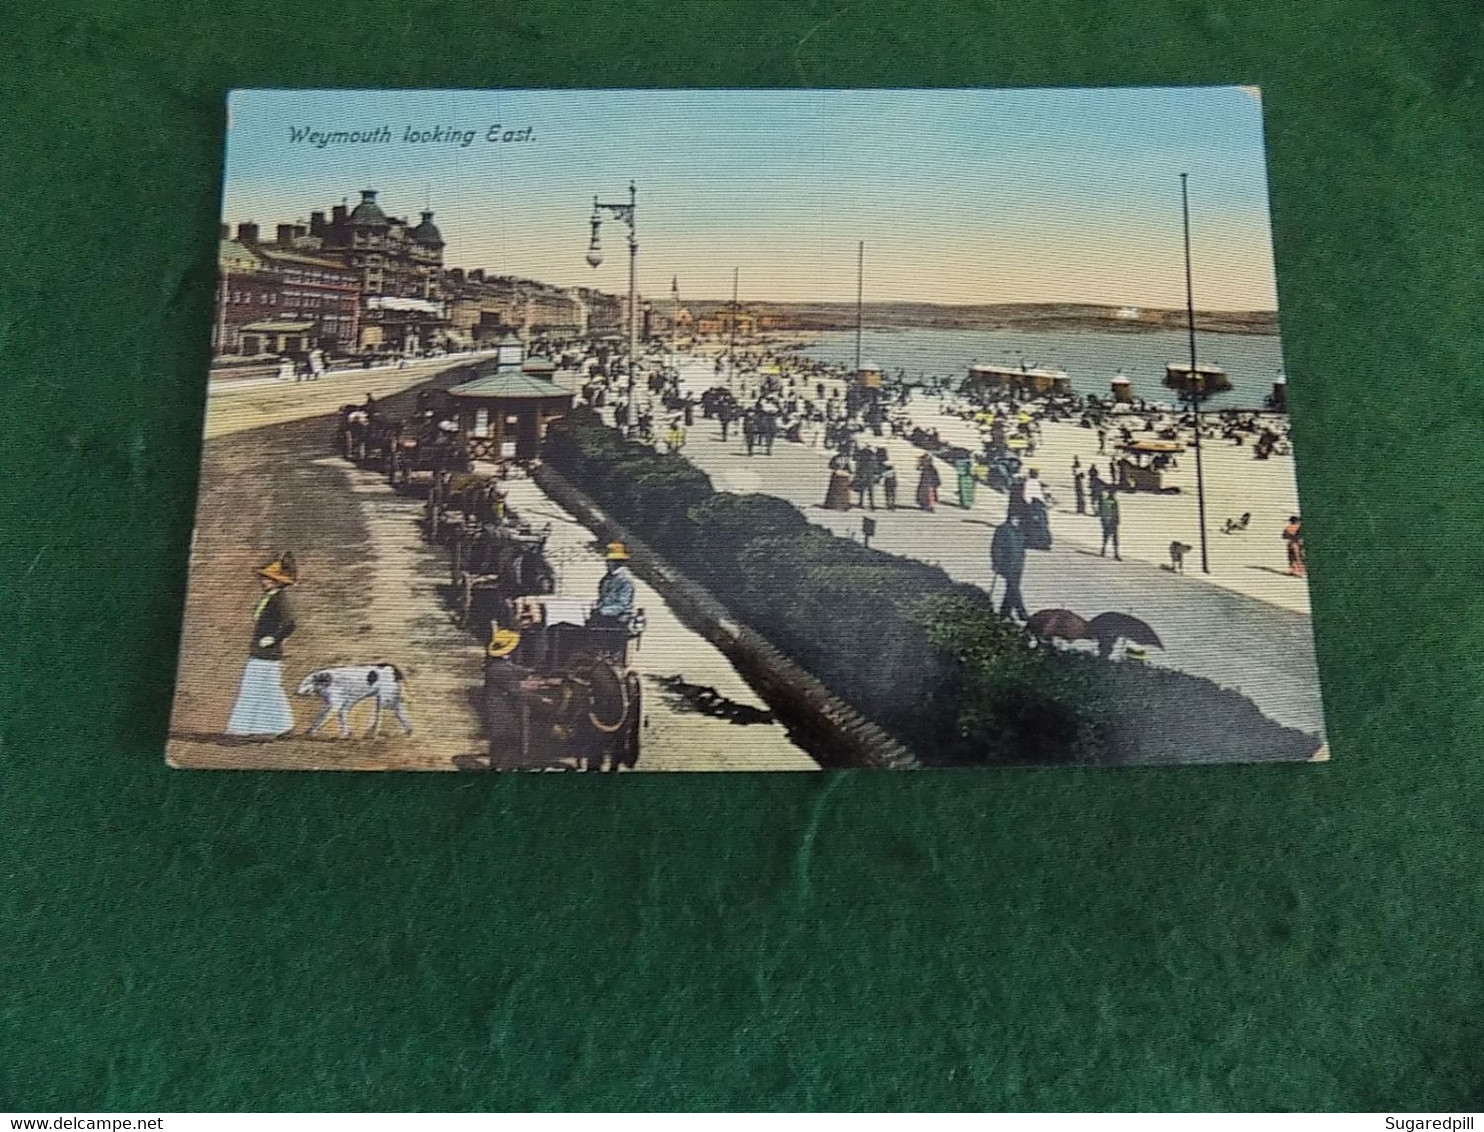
[
  {"left": 664, "top": 419, "right": 687, "bottom": 455},
  {"left": 916, "top": 453, "right": 941, "bottom": 512},
  {"left": 718, "top": 400, "right": 734, "bottom": 442},
  {"left": 1022, "top": 467, "right": 1046, "bottom": 509},
  {"left": 878, "top": 449, "right": 898, "bottom": 510},
  {"left": 1022, "top": 468, "right": 1052, "bottom": 550},
  {"left": 742, "top": 409, "right": 756, "bottom": 456},
  {"left": 1088, "top": 464, "right": 1105, "bottom": 506},
  {"left": 1097, "top": 426, "right": 1107, "bottom": 454},
  {"left": 824, "top": 454, "right": 853, "bottom": 511},
  {"left": 1098, "top": 491, "right": 1122, "bottom": 561},
  {"left": 757, "top": 401, "right": 778, "bottom": 455},
  {"left": 853, "top": 446, "right": 879, "bottom": 510},
  {"left": 1283, "top": 515, "right": 1306, "bottom": 576},
  {"left": 1074, "top": 466, "right": 1087, "bottom": 514},
  {"left": 990, "top": 516, "right": 1030, "bottom": 622},
  {"left": 226, "top": 552, "right": 298, "bottom": 738},
  {"left": 955, "top": 455, "right": 977, "bottom": 509}
]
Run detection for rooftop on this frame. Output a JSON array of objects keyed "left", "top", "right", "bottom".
[{"left": 447, "top": 370, "right": 576, "bottom": 400}]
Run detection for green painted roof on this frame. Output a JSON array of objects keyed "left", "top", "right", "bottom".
[{"left": 447, "top": 370, "right": 575, "bottom": 400}]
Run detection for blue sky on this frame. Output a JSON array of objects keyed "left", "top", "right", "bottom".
[{"left": 223, "top": 87, "right": 1278, "bottom": 309}]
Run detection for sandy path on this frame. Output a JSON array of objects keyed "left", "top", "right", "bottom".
[{"left": 168, "top": 387, "right": 818, "bottom": 771}]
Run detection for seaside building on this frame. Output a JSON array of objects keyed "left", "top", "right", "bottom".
[
  {"left": 215, "top": 188, "right": 629, "bottom": 360},
  {"left": 303, "top": 190, "right": 448, "bottom": 354},
  {"left": 444, "top": 274, "right": 623, "bottom": 345},
  {"left": 213, "top": 223, "right": 360, "bottom": 358}
]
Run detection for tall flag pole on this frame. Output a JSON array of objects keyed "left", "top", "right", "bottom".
[
  {"left": 1182, "top": 173, "right": 1211, "bottom": 575},
  {"left": 728, "top": 266, "right": 739, "bottom": 387},
  {"left": 854, "top": 241, "right": 864, "bottom": 377}
]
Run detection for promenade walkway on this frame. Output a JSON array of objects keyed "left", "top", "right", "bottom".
[{"left": 625, "top": 357, "right": 1325, "bottom": 740}]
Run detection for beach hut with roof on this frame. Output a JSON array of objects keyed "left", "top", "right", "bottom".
[
  {"left": 1163, "top": 361, "right": 1231, "bottom": 400},
  {"left": 445, "top": 365, "right": 575, "bottom": 462}
]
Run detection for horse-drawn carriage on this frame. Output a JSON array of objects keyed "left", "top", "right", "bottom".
[
  {"left": 337, "top": 405, "right": 400, "bottom": 468},
  {"left": 387, "top": 418, "right": 471, "bottom": 488},
  {"left": 483, "top": 596, "right": 644, "bottom": 772},
  {"left": 699, "top": 385, "right": 738, "bottom": 419},
  {"left": 446, "top": 510, "right": 557, "bottom": 630},
  {"left": 423, "top": 470, "right": 509, "bottom": 543},
  {"left": 336, "top": 402, "right": 470, "bottom": 487}
]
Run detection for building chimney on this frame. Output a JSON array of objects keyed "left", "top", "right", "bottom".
[
  {"left": 309, "top": 211, "right": 326, "bottom": 236},
  {"left": 237, "top": 222, "right": 259, "bottom": 244},
  {"left": 331, "top": 204, "right": 347, "bottom": 225},
  {"left": 219, "top": 222, "right": 229, "bottom": 240},
  {"left": 276, "top": 223, "right": 296, "bottom": 246}
]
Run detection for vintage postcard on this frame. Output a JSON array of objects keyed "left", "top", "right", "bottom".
[{"left": 167, "top": 87, "right": 1326, "bottom": 771}]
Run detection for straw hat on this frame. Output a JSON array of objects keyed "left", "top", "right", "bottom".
[
  {"left": 487, "top": 627, "right": 521, "bottom": 659},
  {"left": 604, "top": 541, "right": 631, "bottom": 561},
  {"left": 257, "top": 551, "right": 297, "bottom": 586}
]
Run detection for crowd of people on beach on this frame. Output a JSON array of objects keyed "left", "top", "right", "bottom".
[{"left": 559, "top": 332, "right": 1306, "bottom": 604}]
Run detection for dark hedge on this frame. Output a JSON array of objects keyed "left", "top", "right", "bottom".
[{"left": 544, "top": 408, "right": 1319, "bottom": 766}]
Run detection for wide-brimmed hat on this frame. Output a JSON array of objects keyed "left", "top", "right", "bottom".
[
  {"left": 604, "top": 541, "right": 631, "bottom": 561},
  {"left": 488, "top": 627, "right": 521, "bottom": 659},
  {"left": 257, "top": 551, "right": 297, "bottom": 586}
]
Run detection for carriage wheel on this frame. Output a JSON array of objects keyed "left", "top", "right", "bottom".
[{"left": 579, "top": 657, "right": 630, "bottom": 734}]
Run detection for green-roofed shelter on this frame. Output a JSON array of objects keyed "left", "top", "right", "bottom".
[{"left": 446, "top": 367, "right": 575, "bottom": 461}]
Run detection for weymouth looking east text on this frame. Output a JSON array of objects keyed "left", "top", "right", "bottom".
[{"left": 288, "top": 124, "right": 535, "bottom": 149}]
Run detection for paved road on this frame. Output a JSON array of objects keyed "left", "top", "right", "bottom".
[
  {"left": 169, "top": 382, "right": 818, "bottom": 772},
  {"left": 643, "top": 362, "right": 1325, "bottom": 738}
]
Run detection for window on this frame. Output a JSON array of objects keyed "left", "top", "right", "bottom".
[{"left": 473, "top": 409, "right": 490, "bottom": 438}]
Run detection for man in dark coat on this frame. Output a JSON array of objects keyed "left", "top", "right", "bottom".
[
  {"left": 990, "top": 516, "right": 1029, "bottom": 621},
  {"left": 1098, "top": 490, "right": 1122, "bottom": 560}
]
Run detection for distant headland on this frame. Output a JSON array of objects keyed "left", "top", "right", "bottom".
[{"left": 681, "top": 301, "right": 1279, "bottom": 336}]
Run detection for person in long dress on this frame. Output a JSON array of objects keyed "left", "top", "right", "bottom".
[
  {"left": 824, "top": 454, "right": 853, "bottom": 511},
  {"left": 915, "top": 453, "right": 941, "bottom": 512},
  {"left": 226, "top": 552, "right": 299, "bottom": 737},
  {"left": 955, "top": 456, "right": 977, "bottom": 509}
]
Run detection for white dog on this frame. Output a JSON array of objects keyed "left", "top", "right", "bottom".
[{"left": 296, "top": 664, "right": 413, "bottom": 738}]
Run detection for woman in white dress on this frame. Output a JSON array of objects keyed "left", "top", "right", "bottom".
[{"left": 225, "top": 551, "right": 298, "bottom": 737}]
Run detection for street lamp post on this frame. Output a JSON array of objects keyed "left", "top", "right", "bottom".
[
  {"left": 586, "top": 181, "right": 639, "bottom": 386},
  {"left": 1181, "top": 172, "right": 1211, "bottom": 575}
]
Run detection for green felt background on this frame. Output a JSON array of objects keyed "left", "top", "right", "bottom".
[{"left": 2, "top": 0, "right": 1480, "bottom": 1112}]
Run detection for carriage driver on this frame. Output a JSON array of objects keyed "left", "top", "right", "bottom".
[{"left": 589, "top": 542, "right": 636, "bottom": 631}]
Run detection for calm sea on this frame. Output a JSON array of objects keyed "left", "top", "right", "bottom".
[{"left": 799, "top": 326, "right": 1287, "bottom": 410}]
